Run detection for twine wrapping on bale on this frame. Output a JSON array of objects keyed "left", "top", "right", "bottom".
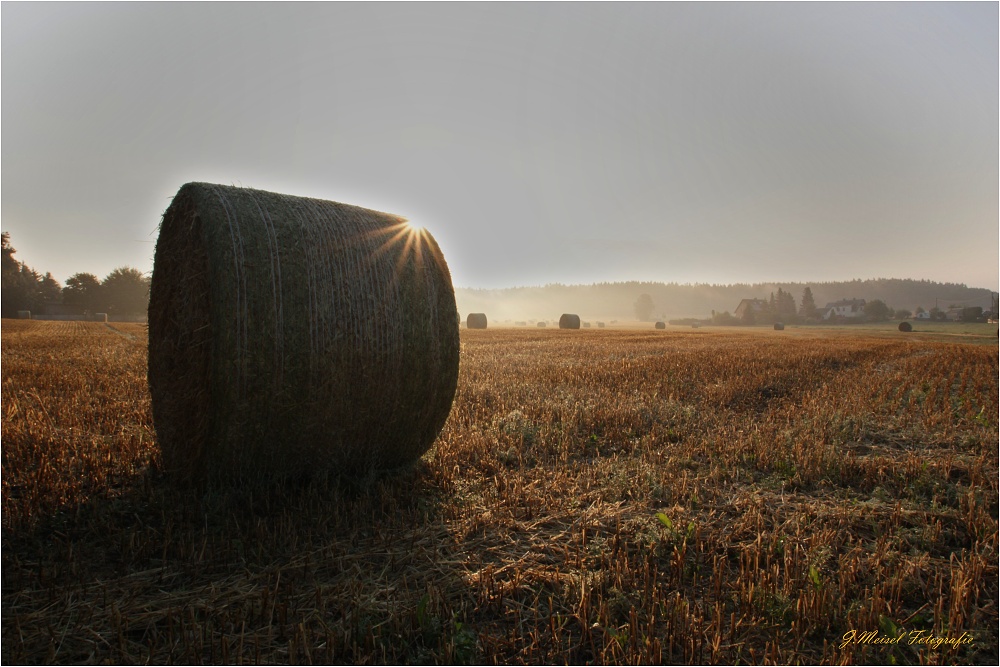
[
  {"left": 655, "top": 321, "right": 666, "bottom": 330},
  {"left": 898, "top": 321, "right": 913, "bottom": 332},
  {"left": 148, "top": 182, "right": 460, "bottom": 483},
  {"left": 559, "top": 314, "right": 581, "bottom": 329},
  {"left": 466, "top": 313, "right": 488, "bottom": 329}
]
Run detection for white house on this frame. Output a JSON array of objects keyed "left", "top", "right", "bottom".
[{"left": 823, "top": 299, "right": 866, "bottom": 320}]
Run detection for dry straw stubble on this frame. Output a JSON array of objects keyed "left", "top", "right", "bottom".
[{"left": 148, "top": 182, "right": 460, "bottom": 483}]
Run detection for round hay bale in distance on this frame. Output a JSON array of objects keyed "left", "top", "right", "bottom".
[
  {"left": 898, "top": 321, "right": 912, "bottom": 332},
  {"left": 17, "top": 310, "right": 30, "bottom": 319},
  {"left": 583, "top": 321, "right": 591, "bottom": 328},
  {"left": 597, "top": 321, "right": 605, "bottom": 328},
  {"left": 148, "top": 182, "right": 460, "bottom": 483},
  {"left": 773, "top": 322, "right": 785, "bottom": 330},
  {"left": 466, "top": 313, "right": 488, "bottom": 329},
  {"left": 655, "top": 321, "right": 666, "bottom": 330},
  {"left": 537, "top": 321, "right": 546, "bottom": 327},
  {"left": 95, "top": 312, "right": 108, "bottom": 322},
  {"left": 558, "top": 313, "right": 581, "bottom": 329}
]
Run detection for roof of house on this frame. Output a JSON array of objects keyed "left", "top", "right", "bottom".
[{"left": 735, "top": 298, "right": 768, "bottom": 310}]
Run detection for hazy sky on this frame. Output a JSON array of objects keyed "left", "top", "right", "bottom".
[{"left": 3, "top": 2, "right": 997, "bottom": 290}]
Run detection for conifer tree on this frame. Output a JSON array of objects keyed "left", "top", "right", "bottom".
[{"left": 799, "top": 286, "right": 818, "bottom": 319}]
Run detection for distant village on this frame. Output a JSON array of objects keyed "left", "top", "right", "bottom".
[{"left": 727, "top": 295, "right": 997, "bottom": 326}]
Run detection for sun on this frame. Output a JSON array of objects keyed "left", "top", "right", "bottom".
[
  {"left": 365, "top": 217, "right": 445, "bottom": 280},
  {"left": 403, "top": 218, "right": 424, "bottom": 233}
]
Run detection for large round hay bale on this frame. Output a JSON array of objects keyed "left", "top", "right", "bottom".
[
  {"left": 655, "top": 321, "right": 666, "bottom": 330},
  {"left": 558, "top": 313, "right": 581, "bottom": 329},
  {"left": 898, "top": 321, "right": 912, "bottom": 332},
  {"left": 466, "top": 313, "right": 488, "bottom": 329},
  {"left": 94, "top": 312, "right": 108, "bottom": 323},
  {"left": 773, "top": 322, "right": 785, "bottom": 331},
  {"left": 148, "top": 182, "right": 460, "bottom": 483}
]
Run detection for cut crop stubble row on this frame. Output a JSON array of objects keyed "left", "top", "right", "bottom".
[{"left": 2, "top": 323, "right": 997, "bottom": 664}]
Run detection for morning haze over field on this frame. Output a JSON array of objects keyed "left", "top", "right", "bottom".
[{"left": 1, "top": 2, "right": 997, "bottom": 297}]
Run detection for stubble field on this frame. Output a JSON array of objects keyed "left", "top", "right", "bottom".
[{"left": 2, "top": 320, "right": 997, "bottom": 664}]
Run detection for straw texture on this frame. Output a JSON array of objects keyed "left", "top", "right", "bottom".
[{"left": 148, "top": 183, "right": 460, "bottom": 483}]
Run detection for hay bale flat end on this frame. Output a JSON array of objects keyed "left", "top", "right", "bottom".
[
  {"left": 466, "top": 313, "right": 488, "bottom": 329},
  {"left": 558, "top": 313, "right": 581, "bottom": 329}
]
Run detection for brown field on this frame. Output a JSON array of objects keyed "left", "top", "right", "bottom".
[{"left": 2, "top": 320, "right": 997, "bottom": 664}]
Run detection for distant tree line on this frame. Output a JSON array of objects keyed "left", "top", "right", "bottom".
[
  {"left": 457, "top": 279, "right": 996, "bottom": 323},
  {"left": 1, "top": 232, "right": 149, "bottom": 319}
]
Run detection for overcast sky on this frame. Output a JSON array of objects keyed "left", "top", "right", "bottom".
[{"left": 2, "top": 2, "right": 997, "bottom": 290}]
